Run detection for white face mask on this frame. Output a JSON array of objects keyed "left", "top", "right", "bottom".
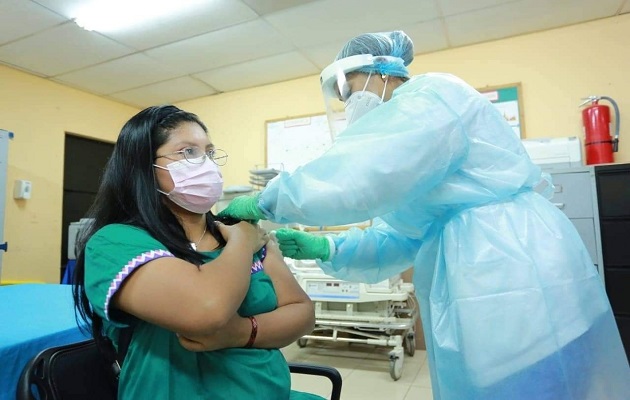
[
  {"left": 343, "top": 73, "right": 388, "bottom": 125},
  {"left": 344, "top": 91, "right": 383, "bottom": 125}
]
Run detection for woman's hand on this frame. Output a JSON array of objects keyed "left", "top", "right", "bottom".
[
  {"left": 216, "top": 221, "right": 269, "bottom": 253},
  {"left": 176, "top": 238, "right": 315, "bottom": 352}
]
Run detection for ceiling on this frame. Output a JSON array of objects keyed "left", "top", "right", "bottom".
[{"left": 1, "top": 0, "right": 628, "bottom": 109}]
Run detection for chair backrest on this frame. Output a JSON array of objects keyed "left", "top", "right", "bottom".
[{"left": 17, "top": 339, "right": 117, "bottom": 400}]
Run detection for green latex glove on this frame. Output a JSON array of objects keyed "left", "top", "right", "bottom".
[
  {"left": 274, "top": 228, "right": 330, "bottom": 261},
  {"left": 217, "top": 194, "right": 266, "bottom": 222}
]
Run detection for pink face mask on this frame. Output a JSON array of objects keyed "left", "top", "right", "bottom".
[{"left": 154, "top": 156, "right": 223, "bottom": 214}]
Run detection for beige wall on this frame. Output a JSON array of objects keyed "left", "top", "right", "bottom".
[
  {"left": 2, "top": 13, "right": 629, "bottom": 282},
  {"left": 180, "top": 14, "right": 630, "bottom": 188},
  {"left": 414, "top": 14, "right": 630, "bottom": 161},
  {"left": 0, "top": 66, "right": 138, "bottom": 283}
]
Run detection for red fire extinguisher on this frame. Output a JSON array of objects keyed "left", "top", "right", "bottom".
[{"left": 579, "top": 96, "right": 620, "bottom": 165}]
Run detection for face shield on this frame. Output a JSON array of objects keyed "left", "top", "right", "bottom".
[{"left": 319, "top": 54, "right": 400, "bottom": 139}]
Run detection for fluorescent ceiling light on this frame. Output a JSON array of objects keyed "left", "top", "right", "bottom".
[{"left": 73, "top": 0, "right": 207, "bottom": 32}]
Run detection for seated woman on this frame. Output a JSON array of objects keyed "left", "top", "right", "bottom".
[{"left": 72, "top": 105, "right": 320, "bottom": 400}]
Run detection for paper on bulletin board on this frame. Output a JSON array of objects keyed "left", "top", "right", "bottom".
[
  {"left": 478, "top": 84, "right": 524, "bottom": 138},
  {"left": 266, "top": 114, "right": 347, "bottom": 173}
]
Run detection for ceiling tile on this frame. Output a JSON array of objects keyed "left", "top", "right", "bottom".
[
  {"left": 108, "top": 77, "right": 217, "bottom": 108},
  {"left": 193, "top": 51, "right": 319, "bottom": 92},
  {"left": 301, "top": 40, "right": 349, "bottom": 70},
  {"left": 32, "top": 0, "right": 94, "bottom": 14},
  {"left": 445, "top": 0, "right": 622, "bottom": 47},
  {"left": 399, "top": 19, "right": 450, "bottom": 54},
  {"left": 621, "top": 0, "right": 630, "bottom": 13},
  {"left": 35, "top": 0, "right": 259, "bottom": 50},
  {"left": 241, "top": 0, "right": 319, "bottom": 16},
  {"left": 53, "top": 53, "right": 182, "bottom": 94},
  {"left": 31, "top": 0, "right": 93, "bottom": 16},
  {"left": 97, "top": 1, "right": 258, "bottom": 50},
  {"left": 438, "top": 0, "right": 521, "bottom": 16},
  {"left": 145, "top": 19, "right": 295, "bottom": 75},
  {"left": 0, "top": 0, "right": 66, "bottom": 45},
  {"left": 265, "top": 0, "right": 441, "bottom": 48},
  {"left": 0, "top": 22, "right": 133, "bottom": 77}
]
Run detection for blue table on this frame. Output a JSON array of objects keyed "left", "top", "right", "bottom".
[{"left": 0, "top": 284, "right": 89, "bottom": 399}]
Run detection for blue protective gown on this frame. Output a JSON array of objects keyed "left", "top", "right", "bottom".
[{"left": 259, "top": 73, "right": 630, "bottom": 399}]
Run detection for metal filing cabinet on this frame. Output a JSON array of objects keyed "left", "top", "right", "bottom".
[
  {"left": 547, "top": 166, "right": 604, "bottom": 278},
  {"left": 594, "top": 163, "right": 630, "bottom": 360}
]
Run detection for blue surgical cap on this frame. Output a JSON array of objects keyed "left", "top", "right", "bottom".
[{"left": 335, "top": 31, "right": 414, "bottom": 78}]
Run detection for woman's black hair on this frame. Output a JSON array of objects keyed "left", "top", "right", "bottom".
[{"left": 72, "top": 105, "right": 226, "bottom": 342}]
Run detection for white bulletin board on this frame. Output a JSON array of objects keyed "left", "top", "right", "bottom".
[{"left": 265, "top": 114, "right": 347, "bottom": 173}]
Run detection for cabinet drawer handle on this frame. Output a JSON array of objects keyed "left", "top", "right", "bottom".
[{"left": 553, "top": 203, "right": 566, "bottom": 209}]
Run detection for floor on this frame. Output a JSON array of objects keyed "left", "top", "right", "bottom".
[{"left": 282, "top": 339, "right": 433, "bottom": 400}]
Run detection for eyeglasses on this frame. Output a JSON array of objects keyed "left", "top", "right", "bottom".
[{"left": 156, "top": 147, "right": 228, "bottom": 166}]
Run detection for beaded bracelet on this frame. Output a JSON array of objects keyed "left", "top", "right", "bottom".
[{"left": 244, "top": 316, "right": 258, "bottom": 348}]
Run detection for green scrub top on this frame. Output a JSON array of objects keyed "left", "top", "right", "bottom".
[{"left": 85, "top": 224, "right": 323, "bottom": 400}]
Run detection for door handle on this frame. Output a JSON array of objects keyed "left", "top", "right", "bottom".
[{"left": 553, "top": 203, "right": 565, "bottom": 209}]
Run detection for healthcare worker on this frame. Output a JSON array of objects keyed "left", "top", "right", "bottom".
[{"left": 219, "top": 31, "right": 630, "bottom": 399}]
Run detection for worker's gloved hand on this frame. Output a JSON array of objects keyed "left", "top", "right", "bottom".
[
  {"left": 217, "top": 194, "right": 266, "bottom": 222},
  {"left": 274, "top": 228, "right": 330, "bottom": 261}
]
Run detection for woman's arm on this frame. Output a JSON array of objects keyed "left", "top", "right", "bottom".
[
  {"left": 112, "top": 222, "right": 266, "bottom": 337},
  {"left": 177, "top": 239, "right": 315, "bottom": 351},
  {"left": 248, "top": 239, "right": 315, "bottom": 348}
]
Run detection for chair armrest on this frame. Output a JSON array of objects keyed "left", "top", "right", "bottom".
[{"left": 288, "top": 362, "right": 342, "bottom": 400}]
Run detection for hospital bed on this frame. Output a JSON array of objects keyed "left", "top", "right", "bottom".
[{"left": 287, "top": 252, "right": 418, "bottom": 381}]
